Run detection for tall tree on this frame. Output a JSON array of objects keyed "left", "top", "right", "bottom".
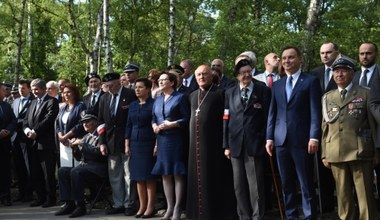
[{"left": 168, "top": 0, "right": 175, "bottom": 65}]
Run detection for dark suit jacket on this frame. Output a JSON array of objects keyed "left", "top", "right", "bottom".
[
  {"left": 369, "top": 65, "right": 380, "bottom": 148},
  {"left": 12, "top": 95, "right": 34, "bottom": 142},
  {"left": 23, "top": 95, "right": 59, "bottom": 150},
  {"left": 353, "top": 65, "right": 379, "bottom": 86},
  {"left": 0, "top": 101, "right": 17, "bottom": 152},
  {"left": 186, "top": 76, "right": 199, "bottom": 94},
  {"left": 98, "top": 87, "right": 137, "bottom": 155},
  {"left": 219, "top": 75, "right": 236, "bottom": 90},
  {"left": 266, "top": 73, "right": 322, "bottom": 147},
  {"left": 56, "top": 102, "right": 86, "bottom": 138},
  {"left": 310, "top": 65, "right": 337, "bottom": 93},
  {"left": 223, "top": 80, "right": 271, "bottom": 157},
  {"left": 82, "top": 90, "right": 104, "bottom": 116}
]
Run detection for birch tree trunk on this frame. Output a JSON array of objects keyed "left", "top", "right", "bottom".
[
  {"left": 15, "top": 0, "right": 27, "bottom": 82},
  {"left": 302, "top": 0, "right": 322, "bottom": 71},
  {"left": 103, "top": 0, "right": 113, "bottom": 73},
  {"left": 168, "top": 0, "right": 175, "bottom": 66},
  {"left": 92, "top": 4, "right": 103, "bottom": 74}
]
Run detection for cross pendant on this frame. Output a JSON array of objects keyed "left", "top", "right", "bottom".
[{"left": 195, "top": 108, "right": 200, "bottom": 116}]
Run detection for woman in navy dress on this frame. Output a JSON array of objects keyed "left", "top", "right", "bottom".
[
  {"left": 125, "top": 78, "right": 157, "bottom": 218},
  {"left": 152, "top": 72, "right": 190, "bottom": 220}
]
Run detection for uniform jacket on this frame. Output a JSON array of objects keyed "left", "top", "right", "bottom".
[
  {"left": 322, "top": 85, "right": 375, "bottom": 162},
  {"left": 223, "top": 80, "right": 271, "bottom": 156}
]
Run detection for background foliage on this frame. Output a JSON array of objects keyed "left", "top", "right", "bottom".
[{"left": 0, "top": 0, "right": 379, "bottom": 88}]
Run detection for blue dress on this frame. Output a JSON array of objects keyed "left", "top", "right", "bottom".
[
  {"left": 125, "top": 97, "right": 157, "bottom": 180},
  {"left": 151, "top": 91, "right": 190, "bottom": 176}
]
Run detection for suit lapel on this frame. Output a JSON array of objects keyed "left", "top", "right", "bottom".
[
  {"left": 342, "top": 87, "right": 358, "bottom": 106},
  {"left": 233, "top": 86, "right": 244, "bottom": 111},
  {"left": 288, "top": 73, "right": 304, "bottom": 102}
]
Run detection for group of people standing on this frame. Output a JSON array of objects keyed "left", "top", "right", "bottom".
[{"left": 1, "top": 41, "right": 380, "bottom": 220}]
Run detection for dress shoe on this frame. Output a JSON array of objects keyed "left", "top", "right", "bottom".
[
  {"left": 124, "top": 208, "right": 136, "bottom": 216},
  {"left": 30, "top": 199, "right": 46, "bottom": 207},
  {"left": 69, "top": 205, "right": 87, "bottom": 218},
  {"left": 141, "top": 210, "right": 157, "bottom": 218},
  {"left": 135, "top": 213, "right": 144, "bottom": 218},
  {"left": 55, "top": 202, "right": 76, "bottom": 216},
  {"left": 42, "top": 199, "right": 56, "bottom": 208},
  {"left": 105, "top": 207, "right": 125, "bottom": 215}
]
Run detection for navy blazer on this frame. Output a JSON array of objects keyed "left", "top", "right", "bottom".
[
  {"left": 82, "top": 90, "right": 104, "bottom": 116},
  {"left": 223, "top": 80, "right": 271, "bottom": 157},
  {"left": 186, "top": 76, "right": 199, "bottom": 94},
  {"left": 353, "top": 65, "right": 379, "bottom": 86},
  {"left": 98, "top": 87, "right": 137, "bottom": 155},
  {"left": 23, "top": 95, "right": 59, "bottom": 150},
  {"left": 56, "top": 102, "right": 86, "bottom": 138},
  {"left": 125, "top": 97, "right": 155, "bottom": 142},
  {"left": 266, "top": 73, "right": 322, "bottom": 147}
]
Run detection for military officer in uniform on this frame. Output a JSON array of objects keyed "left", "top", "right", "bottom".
[{"left": 321, "top": 57, "right": 377, "bottom": 220}]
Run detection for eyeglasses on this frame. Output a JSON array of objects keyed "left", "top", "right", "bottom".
[{"left": 158, "top": 78, "right": 170, "bottom": 82}]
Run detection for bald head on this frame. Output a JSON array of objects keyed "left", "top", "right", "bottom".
[
  {"left": 264, "top": 53, "right": 280, "bottom": 73},
  {"left": 195, "top": 64, "right": 213, "bottom": 90}
]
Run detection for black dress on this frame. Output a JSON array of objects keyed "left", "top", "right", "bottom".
[{"left": 186, "top": 85, "right": 236, "bottom": 220}]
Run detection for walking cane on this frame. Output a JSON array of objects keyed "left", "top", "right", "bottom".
[{"left": 269, "top": 155, "right": 285, "bottom": 220}]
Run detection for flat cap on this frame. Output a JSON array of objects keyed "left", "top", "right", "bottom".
[
  {"left": 331, "top": 57, "right": 355, "bottom": 71},
  {"left": 102, "top": 72, "right": 120, "bottom": 82},
  {"left": 84, "top": 73, "right": 101, "bottom": 86},
  {"left": 123, "top": 63, "right": 139, "bottom": 72}
]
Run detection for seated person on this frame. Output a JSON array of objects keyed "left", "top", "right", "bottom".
[{"left": 55, "top": 110, "right": 107, "bottom": 218}]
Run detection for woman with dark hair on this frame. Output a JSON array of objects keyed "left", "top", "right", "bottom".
[
  {"left": 125, "top": 78, "right": 158, "bottom": 218},
  {"left": 151, "top": 72, "right": 190, "bottom": 220},
  {"left": 57, "top": 83, "right": 86, "bottom": 167}
]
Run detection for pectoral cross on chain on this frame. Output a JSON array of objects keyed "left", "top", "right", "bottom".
[{"left": 195, "top": 108, "right": 200, "bottom": 116}]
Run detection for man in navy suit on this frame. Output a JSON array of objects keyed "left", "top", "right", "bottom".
[
  {"left": 266, "top": 46, "right": 322, "bottom": 220},
  {"left": 353, "top": 42, "right": 379, "bottom": 87},
  {"left": 224, "top": 59, "right": 271, "bottom": 219},
  {"left": 211, "top": 58, "right": 236, "bottom": 90}
]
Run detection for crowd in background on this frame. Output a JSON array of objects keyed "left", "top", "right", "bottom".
[{"left": 0, "top": 41, "right": 379, "bottom": 220}]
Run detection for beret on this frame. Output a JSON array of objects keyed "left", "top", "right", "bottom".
[
  {"left": 167, "top": 64, "right": 185, "bottom": 75},
  {"left": 84, "top": 73, "right": 101, "bottom": 86},
  {"left": 102, "top": 72, "right": 120, "bottom": 82},
  {"left": 234, "top": 59, "right": 252, "bottom": 76}
]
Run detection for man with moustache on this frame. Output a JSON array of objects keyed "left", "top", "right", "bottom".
[
  {"left": 254, "top": 52, "right": 281, "bottom": 88},
  {"left": 322, "top": 57, "right": 377, "bottom": 220},
  {"left": 266, "top": 46, "right": 322, "bottom": 220},
  {"left": 187, "top": 65, "right": 235, "bottom": 220}
]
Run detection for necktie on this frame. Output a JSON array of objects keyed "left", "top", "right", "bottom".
[
  {"left": 91, "top": 94, "right": 96, "bottom": 107},
  {"left": 341, "top": 89, "right": 347, "bottom": 101},
  {"left": 183, "top": 78, "right": 188, "bottom": 87},
  {"left": 286, "top": 76, "right": 293, "bottom": 102},
  {"left": 241, "top": 87, "right": 249, "bottom": 107},
  {"left": 324, "top": 68, "right": 331, "bottom": 90},
  {"left": 19, "top": 98, "right": 26, "bottom": 113},
  {"left": 359, "top": 69, "right": 369, "bottom": 87},
  {"left": 268, "top": 74, "right": 273, "bottom": 88},
  {"left": 110, "top": 94, "right": 118, "bottom": 118}
]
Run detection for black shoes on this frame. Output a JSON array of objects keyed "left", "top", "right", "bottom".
[
  {"left": 141, "top": 210, "right": 157, "bottom": 218},
  {"left": 69, "top": 205, "right": 87, "bottom": 218},
  {"left": 105, "top": 207, "right": 125, "bottom": 215},
  {"left": 55, "top": 202, "right": 76, "bottom": 216}
]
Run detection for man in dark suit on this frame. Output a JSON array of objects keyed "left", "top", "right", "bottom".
[
  {"left": 55, "top": 110, "right": 107, "bottom": 218},
  {"left": 353, "top": 42, "right": 379, "bottom": 87},
  {"left": 223, "top": 59, "right": 271, "bottom": 219},
  {"left": 266, "top": 46, "right": 322, "bottom": 220},
  {"left": 98, "top": 73, "right": 137, "bottom": 216},
  {"left": 0, "top": 83, "right": 17, "bottom": 206},
  {"left": 11, "top": 80, "right": 34, "bottom": 202},
  {"left": 310, "top": 42, "right": 340, "bottom": 213},
  {"left": 23, "top": 78, "right": 59, "bottom": 208},
  {"left": 211, "top": 58, "right": 236, "bottom": 90},
  {"left": 180, "top": 59, "right": 199, "bottom": 93},
  {"left": 82, "top": 73, "right": 104, "bottom": 115}
]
